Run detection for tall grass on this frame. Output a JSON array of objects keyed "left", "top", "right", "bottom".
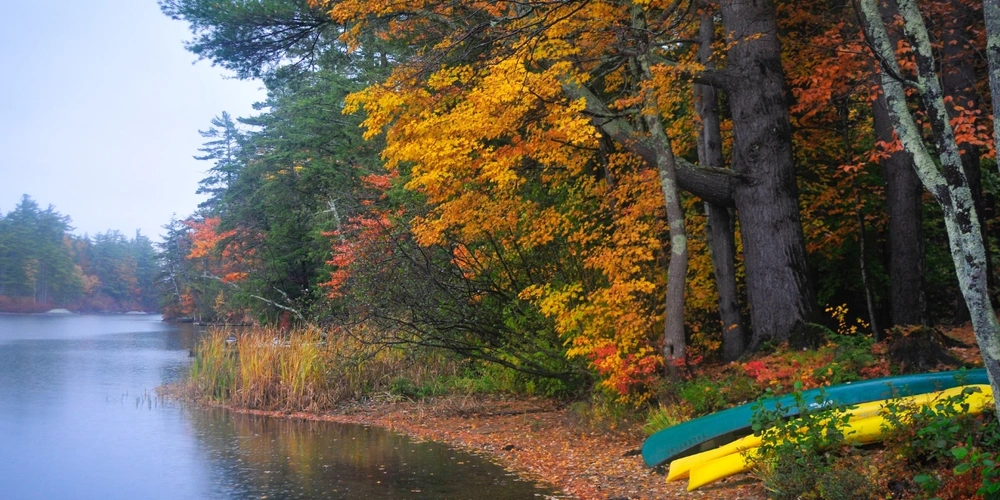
[
  {"left": 187, "top": 325, "right": 459, "bottom": 411},
  {"left": 189, "top": 331, "right": 236, "bottom": 401}
]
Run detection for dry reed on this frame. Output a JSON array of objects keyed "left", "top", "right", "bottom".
[{"left": 188, "top": 325, "right": 459, "bottom": 411}]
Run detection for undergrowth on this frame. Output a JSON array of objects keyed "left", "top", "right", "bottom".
[
  {"left": 748, "top": 384, "right": 876, "bottom": 499},
  {"left": 881, "top": 386, "right": 1000, "bottom": 499},
  {"left": 744, "top": 382, "right": 1000, "bottom": 499}
]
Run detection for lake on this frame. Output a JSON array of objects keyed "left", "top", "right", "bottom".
[{"left": 0, "top": 314, "right": 560, "bottom": 499}]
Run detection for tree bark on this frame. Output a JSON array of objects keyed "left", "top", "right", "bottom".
[
  {"left": 720, "top": 0, "right": 816, "bottom": 349},
  {"left": 873, "top": 84, "right": 926, "bottom": 326},
  {"left": 563, "top": 0, "right": 818, "bottom": 350},
  {"left": 634, "top": 10, "right": 687, "bottom": 375},
  {"left": 942, "top": 0, "right": 993, "bottom": 319},
  {"left": 695, "top": 7, "right": 746, "bottom": 360},
  {"left": 859, "top": 0, "right": 1000, "bottom": 417}
]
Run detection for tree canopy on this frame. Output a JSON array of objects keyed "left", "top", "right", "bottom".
[{"left": 160, "top": 0, "right": 1000, "bottom": 403}]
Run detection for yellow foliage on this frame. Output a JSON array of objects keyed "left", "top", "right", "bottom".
[{"left": 316, "top": 0, "right": 732, "bottom": 401}]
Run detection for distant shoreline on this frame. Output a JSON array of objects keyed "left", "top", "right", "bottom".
[{"left": 0, "top": 309, "right": 160, "bottom": 315}]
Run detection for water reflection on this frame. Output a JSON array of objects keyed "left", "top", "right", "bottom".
[
  {"left": 0, "top": 315, "right": 560, "bottom": 499},
  {"left": 188, "top": 408, "right": 559, "bottom": 499}
]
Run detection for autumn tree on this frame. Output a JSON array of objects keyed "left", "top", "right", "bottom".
[
  {"left": 80, "top": 230, "right": 159, "bottom": 311},
  {"left": 315, "top": 0, "right": 822, "bottom": 385},
  {"left": 165, "top": 0, "right": 1000, "bottom": 400},
  {"left": 0, "top": 196, "right": 158, "bottom": 313},
  {"left": 162, "top": 0, "right": 403, "bottom": 324}
]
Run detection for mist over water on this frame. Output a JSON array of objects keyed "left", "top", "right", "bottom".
[{"left": 0, "top": 315, "right": 557, "bottom": 499}]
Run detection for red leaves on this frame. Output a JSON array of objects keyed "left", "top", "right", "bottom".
[
  {"left": 322, "top": 210, "right": 397, "bottom": 299},
  {"left": 588, "top": 342, "right": 663, "bottom": 396},
  {"left": 183, "top": 216, "right": 255, "bottom": 285}
]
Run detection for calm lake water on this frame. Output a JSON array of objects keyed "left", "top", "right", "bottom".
[{"left": 0, "top": 314, "right": 560, "bottom": 499}]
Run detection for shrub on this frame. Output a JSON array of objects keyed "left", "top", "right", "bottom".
[
  {"left": 811, "top": 331, "right": 877, "bottom": 384},
  {"left": 881, "top": 386, "right": 1000, "bottom": 498},
  {"left": 749, "top": 384, "right": 870, "bottom": 499}
]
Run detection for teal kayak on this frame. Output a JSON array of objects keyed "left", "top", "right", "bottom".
[{"left": 642, "top": 369, "right": 989, "bottom": 467}]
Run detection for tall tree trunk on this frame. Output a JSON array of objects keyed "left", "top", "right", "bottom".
[
  {"left": 695, "top": 7, "right": 746, "bottom": 360},
  {"left": 564, "top": 0, "right": 819, "bottom": 351},
  {"left": 854, "top": 191, "right": 881, "bottom": 337},
  {"left": 942, "top": 0, "right": 993, "bottom": 321},
  {"left": 873, "top": 85, "right": 926, "bottom": 326},
  {"left": 634, "top": 11, "right": 687, "bottom": 375},
  {"left": 720, "top": 0, "right": 816, "bottom": 349},
  {"left": 705, "top": 205, "right": 745, "bottom": 358},
  {"left": 859, "top": 0, "right": 1000, "bottom": 418}
]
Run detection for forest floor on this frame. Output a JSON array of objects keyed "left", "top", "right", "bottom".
[{"left": 219, "top": 393, "right": 763, "bottom": 499}]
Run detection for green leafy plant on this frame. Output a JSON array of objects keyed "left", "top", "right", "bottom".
[
  {"left": 812, "top": 331, "right": 877, "bottom": 384},
  {"left": 748, "top": 383, "right": 871, "bottom": 499},
  {"left": 951, "top": 441, "right": 1000, "bottom": 498},
  {"left": 880, "top": 386, "right": 1000, "bottom": 498},
  {"left": 882, "top": 386, "right": 980, "bottom": 464}
]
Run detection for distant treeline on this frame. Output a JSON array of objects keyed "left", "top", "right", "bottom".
[{"left": 0, "top": 195, "right": 159, "bottom": 313}]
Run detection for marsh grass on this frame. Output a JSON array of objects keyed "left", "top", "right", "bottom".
[
  {"left": 189, "top": 331, "right": 236, "bottom": 401},
  {"left": 188, "top": 326, "right": 460, "bottom": 411}
]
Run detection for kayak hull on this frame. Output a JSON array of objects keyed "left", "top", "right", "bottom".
[
  {"left": 642, "top": 369, "right": 988, "bottom": 467},
  {"left": 684, "top": 385, "right": 994, "bottom": 491},
  {"left": 669, "top": 384, "right": 990, "bottom": 483}
]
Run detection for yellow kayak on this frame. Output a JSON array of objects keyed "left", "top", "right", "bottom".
[
  {"left": 667, "top": 384, "right": 987, "bottom": 481},
  {"left": 686, "top": 416, "right": 888, "bottom": 491},
  {"left": 680, "top": 385, "right": 993, "bottom": 491}
]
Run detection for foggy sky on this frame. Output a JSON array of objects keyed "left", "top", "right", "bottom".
[{"left": 0, "top": 1, "right": 265, "bottom": 241}]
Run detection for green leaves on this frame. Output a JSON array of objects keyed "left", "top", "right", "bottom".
[{"left": 159, "top": 0, "right": 336, "bottom": 79}]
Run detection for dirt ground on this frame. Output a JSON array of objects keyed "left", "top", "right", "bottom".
[{"left": 218, "top": 394, "right": 765, "bottom": 500}]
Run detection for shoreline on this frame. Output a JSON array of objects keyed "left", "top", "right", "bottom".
[{"left": 197, "top": 393, "right": 763, "bottom": 499}]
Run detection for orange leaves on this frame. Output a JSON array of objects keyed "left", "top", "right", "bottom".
[
  {"left": 360, "top": 171, "right": 397, "bottom": 194},
  {"left": 184, "top": 216, "right": 253, "bottom": 284},
  {"left": 589, "top": 342, "right": 663, "bottom": 396},
  {"left": 516, "top": 159, "right": 670, "bottom": 402},
  {"left": 186, "top": 217, "right": 230, "bottom": 259},
  {"left": 180, "top": 292, "right": 196, "bottom": 316},
  {"left": 948, "top": 99, "right": 995, "bottom": 158},
  {"left": 324, "top": 0, "right": 723, "bottom": 399},
  {"left": 222, "top": 272, "right": 249, "bottom": 284}
]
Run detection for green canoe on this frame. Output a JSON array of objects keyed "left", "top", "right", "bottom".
[{"left": 642, "top": 369, "right": 989, "bottom": 467}]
